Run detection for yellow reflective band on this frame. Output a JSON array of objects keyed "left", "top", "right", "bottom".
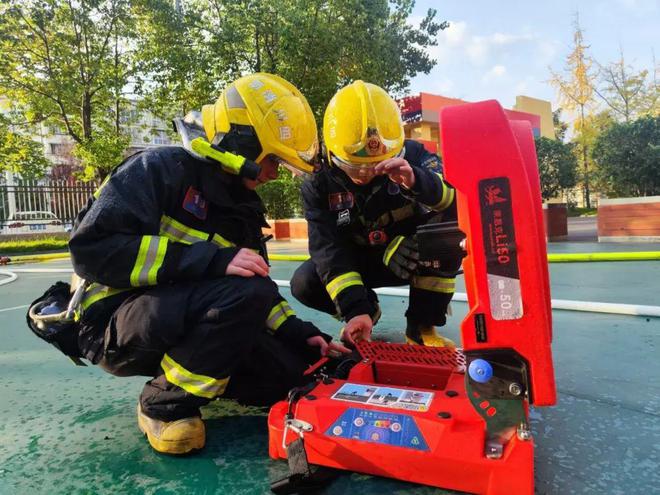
[
  {"left": 266, "top": 301, "right": 296, "bottom": 332},
  {"left": 429, "top": 173, "right": 455, "bottom": 211},
  {"left": 383, "top": 236, "right": 405, "bottom": 266},
  {"left": 326, "top": 271, "right": 364, "bottom": 301},
  {"left": 159, "top": 215, "right": 209, "bottom": 245},
  {"left": 212, "top": 233, "right": 235, "bottom": 248},
  {"left": 375, "top": 204, "right": 415, "bottom": 228},
  {"left": 93, "top": 174, "right": 111, "bottom": 199},
  {"left": 161, "top": 353, "right": 229, "bottom": 399},
  {"left": 147, "top": 237, "right": 168, "bottom": 285},
  {"left": 79, "top": 283, "right": 130, "bottom": 311},
  {"left": 412, "top": 275, "right": 455, "bottom": 293},
  {"left": 130, "top": 235, "right": 168, "bottom": 287}
]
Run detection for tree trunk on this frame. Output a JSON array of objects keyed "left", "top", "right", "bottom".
[
  {"left": 580, "top": 105, "right": 591, "bottom": 208},
  {"left": 82, "top": 92, "right": 93, "bottom": 141}
]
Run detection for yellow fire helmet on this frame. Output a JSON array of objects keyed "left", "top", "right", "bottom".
[
  {"left": 201, "top": 73, "right": 318, "bottom": 174},
  {"left": 323, "top": 80, "right": 404, "bottom": 179}
]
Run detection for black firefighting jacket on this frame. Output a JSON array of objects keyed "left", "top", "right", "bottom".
[
  {"left": 69, "top": 146, "right": 322, "bottom": 359},
  {"left": 302, "top": 139, "right": 455, "bottom": 321}
]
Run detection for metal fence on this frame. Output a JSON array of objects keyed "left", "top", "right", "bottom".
[{"left": 0, "top": 179, "right": 97, "bottom": 233}]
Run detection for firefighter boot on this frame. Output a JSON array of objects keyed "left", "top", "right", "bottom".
[
  {"left": 405, "top": 322, "right": 456, "bottom": 348},
  {"left": 137, "top": 404, "right": 205, "bottom": 455}
]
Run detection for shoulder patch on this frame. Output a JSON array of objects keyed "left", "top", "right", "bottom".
[
  {"left": 420, "top": 154, "right": 442, "bottom": 173},
  {"left": 182, "top": 186, "right": 208, "bottom": 220}
]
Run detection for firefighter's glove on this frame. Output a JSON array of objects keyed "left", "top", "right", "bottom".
[{"left": 382, "top": 235, "right": 419, "bottom": 280}]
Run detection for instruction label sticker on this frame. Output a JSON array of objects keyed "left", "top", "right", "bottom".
[
  {"left": 331, "top": 383, "right": 434, "bottom": 412},
  {"left": 325, "top": 408, "right": 429, "bottom": 451},
  {"left": 479, "top": 177, "right": 523, "bottom": 320}
]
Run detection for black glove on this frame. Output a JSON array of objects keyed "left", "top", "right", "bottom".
[{"left": 382, "top": 235, "right": 419, "bottom": 280}]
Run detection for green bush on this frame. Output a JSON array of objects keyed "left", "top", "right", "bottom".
[
  {"left": 0, "top": 237, "right": 69, "bottom": 255},
  {"left": 257, "top": 172, "right": 304, "bottom": 219}
]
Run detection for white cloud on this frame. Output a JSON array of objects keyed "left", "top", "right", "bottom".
[
  {"left": 482, "top": 65, "right": 507, "bottom": 84},
  {"left": 442, "top": 21, "right": 468, "bottom": 46},
  {"left": 466, "top": 36, "right": 489, "bottom": 64},
  {"left": 490, "top": 32, "right": 534, "bottom": 45}
]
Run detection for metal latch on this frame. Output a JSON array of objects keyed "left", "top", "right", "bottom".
[{"left": 282, "top": 417, "right": 313, "bottom": 449}]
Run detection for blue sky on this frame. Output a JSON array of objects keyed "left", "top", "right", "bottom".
[{"left": 408, "top": 0, "right": 658, "bottom": 120}]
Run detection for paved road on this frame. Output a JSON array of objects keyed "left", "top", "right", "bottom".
[{"left": 566, "top": 216, "right": 597, "bottom": 242}]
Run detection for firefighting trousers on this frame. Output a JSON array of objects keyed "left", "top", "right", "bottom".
[
  {"left": 88, "top": 277, "right": 314, "bottom": 421},
  {"left": 291, "top": 256, "right": 458, "bottom": 327}
]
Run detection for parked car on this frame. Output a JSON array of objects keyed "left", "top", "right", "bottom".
[{"left": 2, "top": 211, "right": 66, "bottom": 235}]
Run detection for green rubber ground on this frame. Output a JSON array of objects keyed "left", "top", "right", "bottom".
[{"left": 1, "top": 244, "right": 659, "bottom": 494}]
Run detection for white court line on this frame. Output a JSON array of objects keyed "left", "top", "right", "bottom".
[
  {"left": 0, "top": 270, "right": 18, "bottom": 286},
  {"left": 0, "top": 304, "right": 29, "bottom": 313}
]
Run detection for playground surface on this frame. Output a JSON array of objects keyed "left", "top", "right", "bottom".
[{"left": 0, "top": 240, "right": 659, "bottom": 494}]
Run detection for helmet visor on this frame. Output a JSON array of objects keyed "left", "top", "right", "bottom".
[
  {"left": 331, "top": 148, "right": 405, "bottom": 181},
  {"left": 331, "top": 155, "right": 378, "bottom": 181},
  {"left": 270, "top": 155, "right": 317, "bottom": 176}
]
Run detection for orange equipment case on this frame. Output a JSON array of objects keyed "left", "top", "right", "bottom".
[{"left": 268, "top": 100, "right": 556, "bottom": 495}]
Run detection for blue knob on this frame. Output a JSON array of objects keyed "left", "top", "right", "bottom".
[
  {"left": 469, "top": 359, "right": 493, "bottom": 383},
  {"left": 39, "top": 302, "right": 62, "bottom": 315}
]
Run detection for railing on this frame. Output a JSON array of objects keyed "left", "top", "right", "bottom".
[{"left": 0, "top": 180, "right": 97, "bottom": 233}]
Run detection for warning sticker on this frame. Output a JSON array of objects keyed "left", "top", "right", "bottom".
[{"left": 332, "top": 383, "right": 433, "bottom": 412}]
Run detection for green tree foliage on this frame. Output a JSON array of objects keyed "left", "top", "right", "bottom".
[
  {"left": 257, "top": 170, "right": 304, "bottom": 219},
  {"left": 72, "top": 130, "right": 130, "bottom": 180},
  {"left": 595, "top": 50, "right": 659, "bottom": 122},
  {"left": 552, "top": 109, "right": 569, "bottom": 142},
  {"left": 592, "top": 116, "right": 660, "bottom": 197},
  {"left": 0, "top": 115, "right": 50, "bottom": 179},
  {"left": 534, "top": 137, "right": 578, "bottom": 201},
  {"left": 0, "top": 0, "right": 136, "bottom": 178},
  {"left": 133, "top": 0, "right": 447, "bottom": 122}
]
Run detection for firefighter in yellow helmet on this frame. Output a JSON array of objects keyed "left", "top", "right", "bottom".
[
  {"left": 64, "top": 73, "right": 348, "bottom": 455},
  {"left": 291, "top": 81, "right": 461, "bottom": 347}
]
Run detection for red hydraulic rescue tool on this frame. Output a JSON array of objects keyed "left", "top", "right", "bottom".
[{"left": 268, "top": 100, "right": 557, "bottom": 495}]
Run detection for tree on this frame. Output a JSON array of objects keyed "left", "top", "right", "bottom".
[
  {"left": 549, "top": 14, "right": 597, "bottom": 207},
  {"left": 0, "top": 115, "right": 50, "bottom": 179},
  {"left": 592, "top": 116, "right": 660, "bottom": 197},
  {"left": 553, "top": 109, "right": 569, "bottom": 142},
  {"left": 534, "top": 137, "right": 578, "bottom": 201},
  {"left": 0, "top": 0, "right": 136, "bottom": 178},
  {"left": 594, "top": 49, "right": 660, "bottom": 122},
  {"left": 257, "top": 171, "right": 304, "bottom": 219},
  {"left": 133, "top": 0, "right": 447, "bottom": 122}
]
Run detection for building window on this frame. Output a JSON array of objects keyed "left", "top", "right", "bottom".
[
  {"left": 154, "top": 131, "right": 170, "bottom": 145},
  {"left": 49, "top": 143, "right": 71, "bottom": 155}
]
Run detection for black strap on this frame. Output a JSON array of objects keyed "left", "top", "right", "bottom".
[{"left": 270, "top": 437, "right": 341, "bottom": 494}]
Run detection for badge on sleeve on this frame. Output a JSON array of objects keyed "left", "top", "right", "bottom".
[
  {"left": 328, "top": 192, "right": 354, "bottom": 211},
  {"left": 337, "top": 209, "right": 351, "bottom": 227},
  {"left": 183, "top": 186, "right": 208, "bottom": 220}
]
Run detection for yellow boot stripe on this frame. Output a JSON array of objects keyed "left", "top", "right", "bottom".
[
  {"left": 161, "top": 354, "right": 229, "bottom": 399},
  {"left": 412, "top": 275, "right": 455, "bottom": 293},
  {"left": 326, "top": 272, "right": 364, "bottom": 301}
]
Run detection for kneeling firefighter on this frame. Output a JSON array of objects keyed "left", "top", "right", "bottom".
[
  {"left": 27, "top": 73, "right": 348, "bottom": 455},
  {"left": 291, "top": 81, "right": 463, "bottom": 347}
]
